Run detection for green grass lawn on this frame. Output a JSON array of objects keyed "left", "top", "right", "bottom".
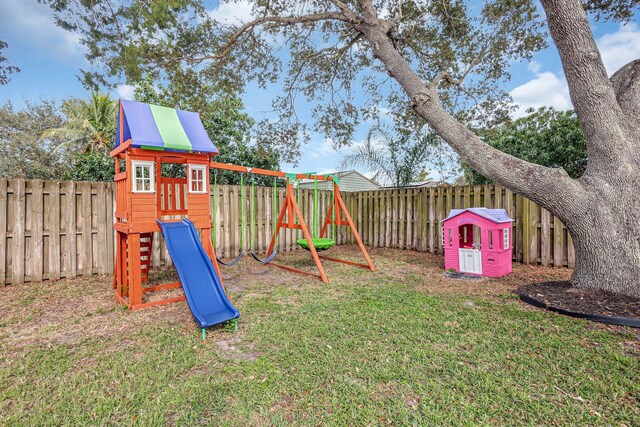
[{"left": 0, "top": 247, "right": 638, "bottom": 426}]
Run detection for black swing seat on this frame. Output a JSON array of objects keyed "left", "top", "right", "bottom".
[
  {"left": 296, "top": 238, "right": 336, "bottom": 252},
  {"left": 216, "top": 252, "right": 244, "bottom": 267},
  {"left": 249, "top": 250, "right": 278, "bottom": 264}
]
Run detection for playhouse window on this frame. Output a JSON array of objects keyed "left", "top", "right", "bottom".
[
  {"left": 132, "top": 161, "right": 154, "bottom": 193},
  {"left": 489, "top": 231, "right": 494, "bottom": 249},
  {"left": 503, "top": 228, "right": 510, "bottom": 249},
  {"left": 189, "top": 165, "right": 207, "bottom": 193},
  {"left": 448, "top": 229, "right": 453, "bottom": 246}
]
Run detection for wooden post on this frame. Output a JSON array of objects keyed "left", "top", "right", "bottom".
[
  {"left": 0, "top": 178, "right": 6, "bottom": 285},
  {"left": 335, "top": 191, "right": 375, "bottom": 271},
  {"left": 541, "top": 208, "right": 551, "bottom": 266},
  {"left": 62, "top": 181, "right": 76, "bottom": 278},
  {"left": 553, "top": 215, "right": 564, "bottom": 267},
  {"left": 31, "top": 179, "right": 44, "bottom": 282},
  {"left": 12, "top": 179, "right": 25, "bottom": 285},
  {"left": 428, "top": 187, "right": 435, "bottom": 253},
  {"left": 47, "top": 181, "right": 61, "bottom": 281},
  {"left": 436, "top": 188, "right": 445, "bottom": 254},
  {"left": 128, "top": 233, "right": 143, "bottom": 307}
]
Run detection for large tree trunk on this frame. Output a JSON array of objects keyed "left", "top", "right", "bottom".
[
  {"left": 563, "top": 182, "right": 640, "bottom": 298},
  {"left": 539, "top": 0, "right": 640, "bottom": 297},
  {"left": 352, "top": 0, "right": 640, "bottom": 297}
]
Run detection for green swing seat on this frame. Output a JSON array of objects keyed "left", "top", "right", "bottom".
[
  {"left": 294, "top": 173, "right": 337, "bottom": 252},
  {"left": 296, "top": 237, "right": 336, "bottom": 251}
]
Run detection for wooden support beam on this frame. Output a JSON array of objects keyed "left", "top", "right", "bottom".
[
  {"left": 335, "top": 189, "right": 375, "bottom": 272},
  {"left": 141, "top": 281, "right": 182, "bottom": 293},
  {"left": 265, "top": 181, "right": 329, "bottom": 283},
  {"left": 209, "top": 161, "right": 335, "bottom": 181}
]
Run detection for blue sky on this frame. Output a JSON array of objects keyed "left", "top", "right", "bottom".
[{"left": 1, "top": 0, "right": 638, "bottom": 182}]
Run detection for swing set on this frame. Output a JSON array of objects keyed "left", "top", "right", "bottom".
[{"left": 209, "top": 162, "right": 375, "bottom": 283}]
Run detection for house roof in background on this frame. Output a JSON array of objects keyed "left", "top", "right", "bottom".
[
  {"left": 382, "top": 180, "right": 444, "bottom": 189},
  {"left": 299, "top": 170, "right": 379, "bottom": 187}
]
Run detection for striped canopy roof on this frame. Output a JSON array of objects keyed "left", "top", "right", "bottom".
[{"left": 114, "top": 100, "right": 218, "bottom": 154}]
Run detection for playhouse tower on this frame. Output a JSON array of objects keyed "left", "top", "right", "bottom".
[{"left": 111, "top": 100, "right": 218, "bottom": 309}]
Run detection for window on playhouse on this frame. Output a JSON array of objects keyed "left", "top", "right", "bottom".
[
  {"left": 489, "top": 230, "right": 494, "bottom": 249},
  {"left": 448, "top": 229, "right": 453, "bottom": 246},
  {"left": 188, "top": 164, "right": 207, "bottom": 193},
  {"left": 503, "top": 227, "right": 510, "bottom": 249},
  {"left": 132, "top": 161, "right": 155, "bottom": 193}
]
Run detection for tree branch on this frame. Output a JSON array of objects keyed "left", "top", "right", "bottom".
[
  {"left": 356, "top": 19, "right": 585, "bottom": 217},
  {"left": 172, "top": 11, "right": 354, "bottom": 66}
]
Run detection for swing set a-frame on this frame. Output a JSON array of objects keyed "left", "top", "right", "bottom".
[{"left": 209, "top": 162, "right": 375, "bottom": 283}]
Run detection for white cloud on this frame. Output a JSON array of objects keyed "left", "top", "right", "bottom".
[
  {"left": 510, "top": 71, "right": 571, "bottom": 118},
  {"left": 116, "top": 85, "right": 135, "bottom": 100},
  {"left": 0, "top": 0, "right": 83, "bottom": 60},
  {"left": 597, "top": 22, "right": 640, "bottom": 75},
  {"left": 509, "top": 22, "right": 640, "bottom": 118},
  {"left": 527, "top": 60, "right": 542, "bottom": 73},
  {"left": 317, "top": 168, "right": 337, "bottom": 175},
  {"left": 307, "top": 138, "right": 340, "bottom": 160},
  {"left": 208, "top": 0, "right": 254, "bottom": 25}
]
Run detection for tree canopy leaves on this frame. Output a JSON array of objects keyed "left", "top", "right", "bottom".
[
  {"left": 0, "top": 101, "right": 67, "bottom": 179},
  {"left": 0, "top": 39, "right": 19, "bottom": 85},
  {"left": 42, "top": 91, "right": 117, "bottom": 153},
  {"left": 340, "top": 125, "right": 439, "bottom": 187},
  {"left": 41, "top": 0, "right": 551, "bottom": 161},
  {"left": 463, "top": 107, "right": 587, "bottom": 184}
]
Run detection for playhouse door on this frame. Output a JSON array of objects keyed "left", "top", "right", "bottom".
[{"left": 459, "top": 249, "right": 482, "bottom": 274}]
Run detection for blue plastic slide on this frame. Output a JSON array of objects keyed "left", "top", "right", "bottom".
[{"left": 157, "top": 219, "right": 240, "bottom": 328}]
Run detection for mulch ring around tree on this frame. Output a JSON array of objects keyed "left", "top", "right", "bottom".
[{"left": 517, "top": 281, "right": 640, "bottom": 328}]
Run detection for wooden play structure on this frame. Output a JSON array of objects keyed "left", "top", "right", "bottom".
[
  {"left": 442, "top": 208, "right": 514, "bottom": 277},
  {"left": 111, "top": 100, "right": 374, "bottom": 310},
  {"left": 111, "top": 100, "right": 219, "bottom": 309}
]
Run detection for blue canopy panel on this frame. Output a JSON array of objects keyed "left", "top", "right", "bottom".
[{"left": 114, "top": 99, "right": 218, "bottom": 154}]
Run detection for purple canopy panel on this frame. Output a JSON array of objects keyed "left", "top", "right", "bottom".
[
  {"left": 123, "top": 100, "right": 164, "bottom": 148},
  {"left": 176, "top": 109, "right": 218, "bottom": 154}
]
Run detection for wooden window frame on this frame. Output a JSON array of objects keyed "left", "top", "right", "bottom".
[
  {"left": 132, "top": 160, "right": 155, "bottom": 193},
  {"left": 188, "top": 164, "right": 208, "bottom": 194}
]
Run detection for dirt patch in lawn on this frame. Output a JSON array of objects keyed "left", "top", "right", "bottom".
[{"left": 519, "top": 281, "right": 640, "bottom": 319}]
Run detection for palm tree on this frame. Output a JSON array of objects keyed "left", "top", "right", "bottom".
[
  {"left": 340, "top": 126, "right": 439, "bottom": 187},
  {"left": 42, "top": 91, "right": 117, "bottom": 152}
]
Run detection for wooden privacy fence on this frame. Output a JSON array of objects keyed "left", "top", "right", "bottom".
[
  {"left": 339, "top": 185, "right": 575, "bottom": 268},
  {"left": 0, "top": 179, "right": 574, "bottom": 285}
]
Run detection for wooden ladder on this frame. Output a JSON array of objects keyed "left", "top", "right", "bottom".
[{"left": 140, "top": 232, "right": 153, "bottom": 283}]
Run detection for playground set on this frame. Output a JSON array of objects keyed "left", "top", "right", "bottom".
[{"left": 110, "top": 100, "right": 374, "bottom": 330}]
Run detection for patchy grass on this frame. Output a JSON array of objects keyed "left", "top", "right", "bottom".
[{"left": 0, "top": 247, "right": 637, "bottom": 426}]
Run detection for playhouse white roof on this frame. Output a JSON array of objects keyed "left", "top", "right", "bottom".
[{"left": 442, "top": 208, "right": 514, "bottom": 224}]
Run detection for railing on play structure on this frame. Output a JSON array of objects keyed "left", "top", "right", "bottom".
[
  {"left": 114, "top": 174, "right": 128, "bottom": 222},
  {"left": 158, "top": 178, "right": 188, "bottom": 217}
]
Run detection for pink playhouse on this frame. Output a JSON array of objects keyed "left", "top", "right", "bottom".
[{"left": 442, "top": 208, "right": 514, "bottom": 277}]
